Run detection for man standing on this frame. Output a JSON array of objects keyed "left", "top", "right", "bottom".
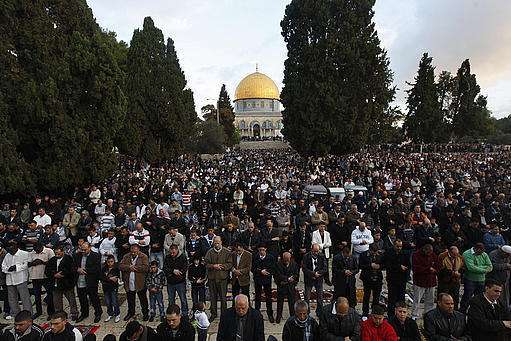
[
  {"left": 424, "top": 293, "right": 470, "bottom": 340},
  {"left": 275, "top": 251, "right": 300, "bottom": 323},
  {"left": 204, "top": 236, "right": 233, "bottom": 321},
  {"left": 156, "top": 304, "right": 195, "bottom": 341},
  {"left": 332, "top": 246, "right": 359, "bottom": 306},
  {"left": 120, "top": 244, "right": 150, "bottom": 321},
  {"left": 62, "top": 207, "right": 80, "bottom": 243},
  {"left": 437, "top": 246, "right": 464, "bottom": 310},
  {"left": 384, "top": 239, "right": 410, "bottom": 314},
  {"left": 467, "top": 279, "right": 511, "bottom": 341},
  {"left": 361, "top": 304, "right": 398, "bottom": 341},
  {"left": 302, "top": 243, "right": 327, "bottom": 315},
  {"left": 387, "top": 302, "right": 421, "bottom": 341},
  {"left": 460, "top": 242, "right": 493, "bottom": 312},
  {"left": 351, "top": 222, "right": 373, "bottom": 259},
  {"left": 74, "top": 242, "right": 102, "bottom": 323},
  {"left": 231, "top": 242, "right": 252, "bottom": 301},
  {"left": 292, "top": 222, "right": 312, "bottom": 267},
  {"left": 411, "top": 244, "right": 438, "bottom": 320},
  {"left": 217, "top": 294, "right": 265, "bottom": 341},
  {"left": 488, "top": 245, "right": 511, "bottom": 307},
  {"left": 312, "top": 222, "right": 332, "bottom": 284},
  {"left": 320, "top": 297, "right": 360, "bottom": 340},
  {"left": 163, "top": 244, "right": 189, "bottom": 317},
  {"left": 45, "top": 245, "right": 79, "bottom": 321},
  {"left": 2, "top": 310, "right": 44, "bottom": 341},
  {"left": 29, "top": 243, "right": 55, "bottom": 319},
  {"left": 359, "top": 243, "right": 384, "bottom": 317},
  {"left": 252, "top": 243, "right": 276, "bottom": 323},
  {"left": 282, "top": 300, "right": 319, "bottom": 341},
  {"left": 1, "top": 240, "right": 32, "bottom": 316}
]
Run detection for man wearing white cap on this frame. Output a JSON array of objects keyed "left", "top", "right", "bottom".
[{"left": 488, "top": 245, "right": 511, "bottom": 307}]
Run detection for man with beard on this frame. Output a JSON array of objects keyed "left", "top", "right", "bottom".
[
  {"left": 231, "top": 242, "right": 252, "bottom": 302},
  {"left": 73, "top": 242, "right": 102, "bottom": 323},
  {"left": 332, "top": 246, "right": 359, "bottom": 307},
  {"left": 252, "top": 243, "right": 276, "bottom": 323},
  {"left": 361, "top": 304, "right": 398, "bottom": 340},
  {"left": 359, "top": 243, "right": 384, "bottom": 317},
  {"left": 275, "top": 252, "right": 300, "bottom": 323},
  {"left": 204, "top": 236, "right": 233, "bottom": 322},
  {"left": 156, "top": 304, "right": 195, "bottom": 341},
  {"left": 282, "top": 300, "right": 319, "bottom": 341},
  {"left": 384, "top": 239, "right": 410, "bottom": 314},
  {"left": 303, "top": 244, "right": 327, "bottom": 316}
]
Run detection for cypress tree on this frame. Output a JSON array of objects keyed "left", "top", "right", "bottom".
[
  {"left": 451, "top": 59, "right": 494, "bottom": 138},
  {"left": 123, "top": 18, "right": 196, "bottom": 161},
  {"left": 217, "top": 84, "right": 236, "bottom": 146},
  {"left": 280, "top": 0, "right": 395, "bottom": 155},
  {"left": 404, "top": 53, "right": 448, "bottom": 143},
  {"left": 1, "top": 0, "right": 126, "bottom": 192}
]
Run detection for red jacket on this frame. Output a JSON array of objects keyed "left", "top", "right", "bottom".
[
  {"left": 412, "top": 250, "right": 438, "bottom": 288},
  {"left": 361, "top": 319, "right": 398, "bottom": 341}
]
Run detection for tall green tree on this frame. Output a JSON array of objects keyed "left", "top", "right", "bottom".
[
  {"left": 404, "top": 53, "right": 448, "bottom": 143},
  {"left": 217, "top": 84, "right": 236, "bottom": 146},
  {"left": 0, "top": 0, "right": 126, "bottom": 192},
  {"left": 121, "top": 18, "right": 196, "bottom": 161},
  {"left": 280, "top": 0, "right": 395, "bottom": 155},
  {"left": 451, "top": 59, "right": 494, "bottom": 138}
]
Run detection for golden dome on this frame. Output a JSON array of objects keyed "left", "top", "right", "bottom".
[{"left": 234, "top": 72, "right": 280, "bottom": 101}]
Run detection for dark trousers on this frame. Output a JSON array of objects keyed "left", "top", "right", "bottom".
[
  {"left": 191, "top": 286, "right": 206, "bottom": 306},
  {"left": 32, "top": 279, "right": 54, "bottom": 315},
  {"left": 77, "top": 286, "right": 102, "bottom": 317},
  {"left": 231, "top": 280, "right": 250, "bottom": 306},
  {"left": 254, "top": 281, "right": 273, "bottom": 316},
  {"left": 0, "top": 284, "right": 10, "bottom": 315},
  {"left": 127, "top": 288, "right": 149, "bottom": 316},
  {"left": 387, "top": 279, "right": 406, "bottom": 314},
  {"left": 198, "top": 328, "right": 208, "bottom": 341},
  {"left": 460, "top": 279, "right": 484, "bottom": 313},
  {"left": 362, "top": 282, "right": 382, "bottom": 316},
  {"left": 333, "top": 280, "right": 357, "bottom": 308},
  {"left": 437, "top": 283, "right": 460, "bottom": 310},
  {"left": 277, "top": 286, "right": 296, "bottom": 318}
]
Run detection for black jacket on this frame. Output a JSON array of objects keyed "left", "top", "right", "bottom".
[
  {"left": 274, "top": 260, "right": 300, "bottom": 290},
  {"left": 252, "top": 253, "right": 276, "bottom": 285},
  {"left": 186, "top": 238, "right": 206, "bottom": 259},
  {"left": 332, "top": 253, "right": 359, "bottom": 288},
  {"left": 3, "top": 324, "right": 44, "bottom": 341},
  {"left": 282, "top": 316, "right": 320, "bottom": 341},
  {"left": 188, "top": 262, "right": 207, "bottom": 287},
  {"left": 359, "top": 250, "right": 383, "bottom": 285},
  {"left": 45, "top": 255, "right": 76, "bottom": 291},
  {"left": 467, "top": 293, "right": 511, "bottom": 341},
  {"left": 302, "top": 252, "right": 327, "bottom": 285},
  {"left": 387, "top": 315, "right": 421, "bottom": 341},
  {"left": 238, "top": 230, "right": 262, "bottom": 253},
  {"left": 292, "top": 228, "right": 312, "bottom": 257},
  {"left": 42, "top": 323, "right": 81, "bottom": 341},
  {"left": 101, "top": 266, "right": 120, "bottom": 292},
  {"left": 384, "top": 248, "right": 411, "bottom": 283},
  {"left": 73, "top": 251, "right": 102, "bottom": 288},
  {"left": 423, "top": 308, "right": 471, "bottom": 341},
  {"left": 319, "top": 303, "right": 360, "bottom": 341},
  {"left": 156, "top": 319, "right": 195, "bottom": 341},
  {"left": 217, "top": 307, "right": 265, "bottom": 341},
  {"left": 163, "top": 253, "right": 188, "bottom": 284}
]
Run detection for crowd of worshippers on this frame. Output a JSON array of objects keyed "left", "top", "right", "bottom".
[{"left": 0, "top": 147, "right": 511, "bottom": 340}]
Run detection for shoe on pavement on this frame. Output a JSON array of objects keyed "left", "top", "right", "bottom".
[
  {"left": 93, "top": 315, "right": 101, "bottom": 323},
  {"left": 275, "top": 316, "right": 282, "bottom": 324},
  {"left": 5, "top": 315, "right": 12, "bottom": 320},
  {"left": 142, "top": 315, "right": 149, "bottom": 322},
  {"left": 104, "top": 316, "right": 112, "bottom": 322},
  {"left": 268, "top": 315, "right": 275, "bottom": 323},
  {"left": 115, "top": 315, "right": 121, "bottom": 323},
  {"left": 124, "top": 314, "right": 133, "bottom": 322},
  {"left": 148, "top": 315, "right": 155, "bottom": 322},
  {"left": 76, "top": 315, "right": 88, "bottom": 323}
]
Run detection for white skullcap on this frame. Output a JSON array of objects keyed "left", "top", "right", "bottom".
[{"left": 501, "top": 245, "right": 511, "bottom": 254}]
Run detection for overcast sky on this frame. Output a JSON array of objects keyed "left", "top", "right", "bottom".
[{"left": 87, "top": 0, "right": 511, "bottom": 118}]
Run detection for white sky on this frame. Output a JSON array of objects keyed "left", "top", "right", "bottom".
[{"left": 87, "top": 0, "right": 511, "bottom": 118}]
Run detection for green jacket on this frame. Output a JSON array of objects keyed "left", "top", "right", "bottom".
[{"left": 462, "top": 248, "right": 492, "bottom": 282}]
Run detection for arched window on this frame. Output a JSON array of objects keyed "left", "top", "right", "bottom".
[
  {"left": 239, "top": 120, "right": 246, "bottom": 129},
  {"left": 266, "top": 121, "right": 273, "bottom": 129}
]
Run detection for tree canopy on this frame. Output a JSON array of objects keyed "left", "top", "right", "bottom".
[{"left": 280, "top": 0, "right": 396, "bottom": 156}]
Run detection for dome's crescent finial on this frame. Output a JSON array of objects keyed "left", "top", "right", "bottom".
[{"left": 256, "top": 63, "right": 259, "bottom": 72}]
